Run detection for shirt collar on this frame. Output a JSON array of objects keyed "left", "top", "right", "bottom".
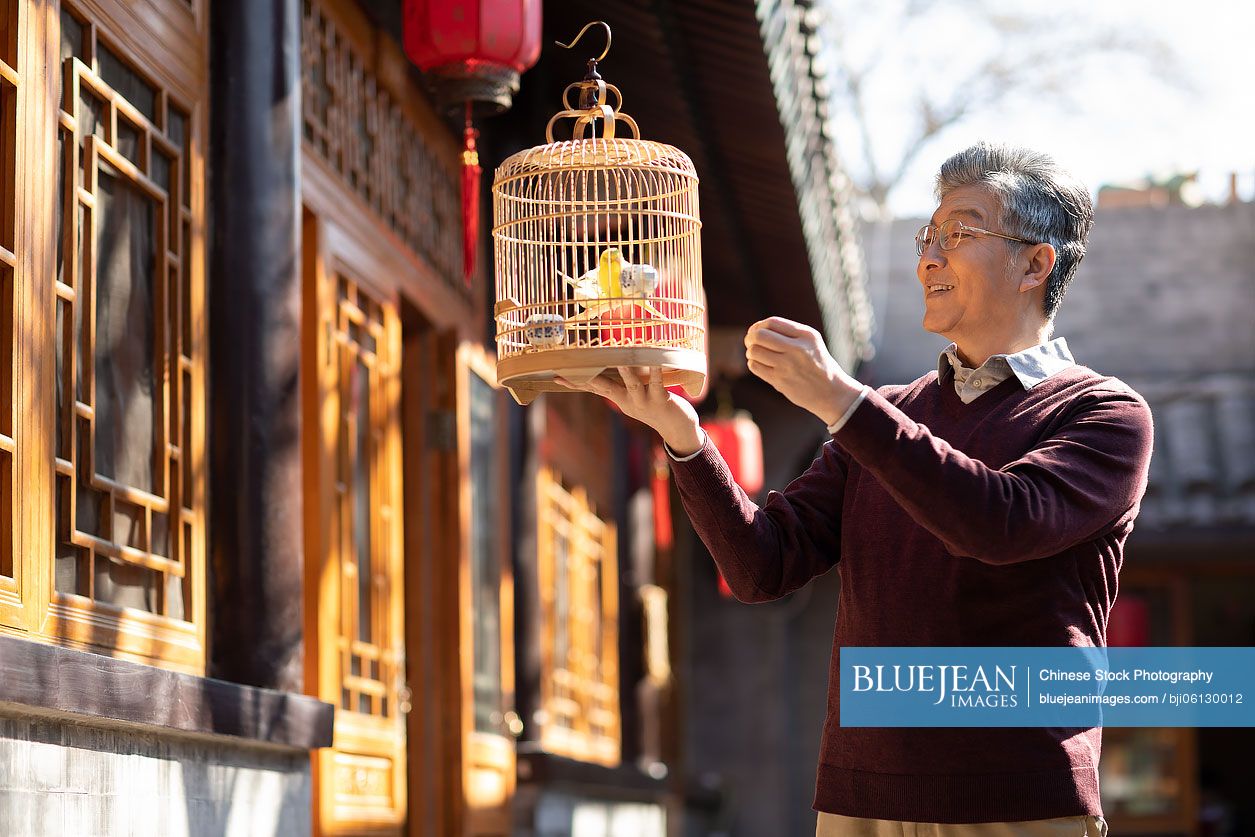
[{"left": 936, "top": 337, "right": 1075, "bottom": 390}]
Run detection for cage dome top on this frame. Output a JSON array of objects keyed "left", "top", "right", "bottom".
[{"left": 496, "top": 139, "right": 698, "bottom": 183}]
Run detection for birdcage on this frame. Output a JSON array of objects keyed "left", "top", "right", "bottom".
[{"left": 492, "top": 24, "right": 705, "bottom": 406}]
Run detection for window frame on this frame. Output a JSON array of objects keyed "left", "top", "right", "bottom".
[
  {"left": 2, "top": 0, "right": 207, "bottom": 674},
  {"left": 535, "top": 461, "right": 622, "bottom": 767},
  {"left": 0, "top": 0, "right": 27, "bottom": 630}
]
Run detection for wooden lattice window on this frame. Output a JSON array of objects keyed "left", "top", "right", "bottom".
[
  {"left": 43, "top": 2, "right": 204, "bottom": 669},
  {"left": 299, "top": 0, "right": 463, "bottom": 294},
  {"left": 536, "top": 466, "right": 621, "bottom": 766},
  {"left": 0, "top": 0, "right": 18, "bottom": 591},
  {"left": 307, "top": 264, "right": 408, "bottom": 832},
  {"left": 332, "top": 274, "right": 404, "bottom": 722}
]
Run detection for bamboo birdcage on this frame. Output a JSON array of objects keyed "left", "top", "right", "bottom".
[{"left": 492, "top": 25, "right": 706, "bottom": 406}]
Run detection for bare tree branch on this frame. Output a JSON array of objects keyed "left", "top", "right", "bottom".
[{"left": 821, "top": 0, "right": 1189, "bottom": 215}]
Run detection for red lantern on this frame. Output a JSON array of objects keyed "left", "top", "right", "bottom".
[
  {"left": 403, "top": 0, "right": 542, "bottom": 285},
  {"left": 403, "top": 0, "right": 542, "bottom": 113},
  {"left": 701, "top": 412, "right": 764, "bottom": 496}
]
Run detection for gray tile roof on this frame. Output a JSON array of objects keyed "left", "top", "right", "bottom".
[{"left": 1135, "top": 376, "right": 1255, "bottom": 532}]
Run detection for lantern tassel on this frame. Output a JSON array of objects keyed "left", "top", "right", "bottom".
[{"left": 461, "top": 102, "right": 481, "bottom": 288}]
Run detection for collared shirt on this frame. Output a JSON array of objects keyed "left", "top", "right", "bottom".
[{"left": 938, "top": 337, "right": 1075, "bottom": 403}]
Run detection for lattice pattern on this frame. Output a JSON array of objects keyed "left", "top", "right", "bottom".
[
  {"left": 52, "top": 4, "right": 199, "bottom": 621},
  {"left": 300, "top": 0, "right": 463, "bottom": 293},
  {"left": 333, "top": 275, "right": 401, "bottom": 720},
  {"left": 536, "top": 467, "right": 620, "bottom": 766},
  {"left": 0, "top": 0, "right": 18, "bottom": 582}
]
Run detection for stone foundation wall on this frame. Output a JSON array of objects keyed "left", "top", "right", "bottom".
[{"left": 0, "top": 713, "right": 312, "bottom": 837}]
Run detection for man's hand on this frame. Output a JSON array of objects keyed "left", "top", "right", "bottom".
[
  {"left": 554, "top": 366, "right": 705, "bottom": 456},
  {"left": 744, "top": 317, "right": 864, "bottom": 425}
]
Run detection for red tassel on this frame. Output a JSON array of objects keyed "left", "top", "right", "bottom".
[{"left": 461, "top": 102, "right": 481, "bottom": 288}]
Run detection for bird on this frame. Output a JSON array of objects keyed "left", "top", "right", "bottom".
[{"left": 558, "top": 248, "right": 665, "bottom": 322}]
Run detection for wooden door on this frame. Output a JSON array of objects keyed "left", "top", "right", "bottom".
[
  {"left": 303, "top": 212, "right": 407, "bottom": 835},
  {"left": 401, "top": 335, "right": 516, "bottom": 837},
  {"left": 399, "top": 319, "right": 454, "bottom": 836}
]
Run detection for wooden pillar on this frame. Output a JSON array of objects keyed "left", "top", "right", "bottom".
[{"left": 207, "top": 0, "right": 304, "bottom": 691}]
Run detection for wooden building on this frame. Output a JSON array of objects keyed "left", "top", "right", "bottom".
[{"left": 0, "top": 0, "right": 871, "bottom": 834}]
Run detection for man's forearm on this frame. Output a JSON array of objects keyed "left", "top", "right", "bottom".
[{"left": 667, "top": 438, "right": 848, "bottom": 603}]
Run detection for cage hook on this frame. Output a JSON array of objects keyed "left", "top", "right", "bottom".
[{"left": 556, "top": 21, "right": 612, "bottom": 65}]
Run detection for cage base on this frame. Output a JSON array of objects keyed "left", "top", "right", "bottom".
[{"left": 498, "top": 346, "right": 707, "bottom": 406}]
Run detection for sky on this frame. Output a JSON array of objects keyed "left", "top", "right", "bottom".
[{"left": 820, "top": 0, "right": 1255, "bottom": 218}]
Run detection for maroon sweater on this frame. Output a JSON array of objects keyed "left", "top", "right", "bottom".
[{"left": 669, "top": 363, "right": 1154, "bottom": 823}]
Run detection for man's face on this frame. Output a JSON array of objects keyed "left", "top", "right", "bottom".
[{"left": 917, "top": 184, "right": 1026, "bottom": 345}]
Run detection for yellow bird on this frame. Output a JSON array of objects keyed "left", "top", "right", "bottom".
[{"left": 559, "top": 248, "right": 665, "bottom": 322}]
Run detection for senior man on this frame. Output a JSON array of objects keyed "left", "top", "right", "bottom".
[{"left": 558, "top": 143, "right": 1151, "bottom": 836}]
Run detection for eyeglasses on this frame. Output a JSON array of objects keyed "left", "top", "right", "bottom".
[{"left": 915, "top": 219, "right": 1035, "bottom": 256}]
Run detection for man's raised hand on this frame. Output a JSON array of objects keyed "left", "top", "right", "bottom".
[{"left": 744, "top": 317, "right": 862, "bottom": 426}]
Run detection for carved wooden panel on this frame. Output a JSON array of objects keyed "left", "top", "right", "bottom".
[
  {"left": 536, "top": 466, "right": 621, "bottom": 766},
  {"left": 300, "top": 0, "right": 463, "bottom": 295},
  {"left": 333, "top": 751, "right": 395, "bottom": 812}
]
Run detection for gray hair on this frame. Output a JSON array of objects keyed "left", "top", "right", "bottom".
[{"left": 935, "top": 142, "right": 1094, "bottom": 320}]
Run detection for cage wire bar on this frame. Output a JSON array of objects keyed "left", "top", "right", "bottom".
[{"left": 492, "top": 25, "right": 706, "bottom": 406}]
